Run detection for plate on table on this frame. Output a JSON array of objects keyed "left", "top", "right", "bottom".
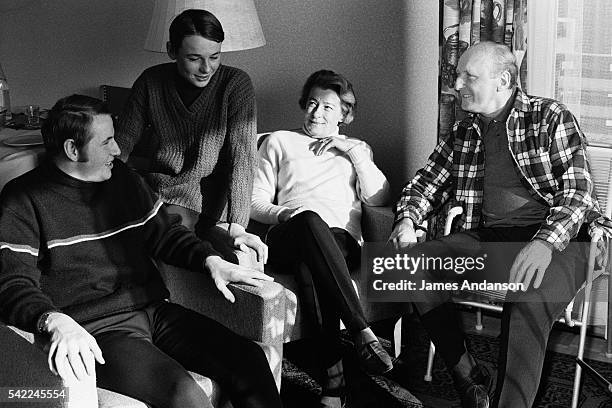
[{"left": 2, "top": 133, "right": 44, "bottom": 147}]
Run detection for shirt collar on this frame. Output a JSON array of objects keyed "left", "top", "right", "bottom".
[{"left": 492, "top": 87, "right": 519, "bottom": 122}]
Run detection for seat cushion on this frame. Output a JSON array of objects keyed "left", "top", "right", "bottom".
[{"left": 98, "top": 372, "right": 229, "bottom": 408}]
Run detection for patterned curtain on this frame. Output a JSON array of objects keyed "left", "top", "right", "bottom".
[{"left": 438, "top": 0, "right": 528, "bottom": 140}]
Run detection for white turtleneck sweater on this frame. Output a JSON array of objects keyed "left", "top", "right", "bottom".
[{"left": 250, "top": 129, "right": 390, "bottom": 243}]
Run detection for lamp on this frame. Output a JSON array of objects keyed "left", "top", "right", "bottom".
[{"left": 144, "top": 0, "right": 266, "bottom": 53}]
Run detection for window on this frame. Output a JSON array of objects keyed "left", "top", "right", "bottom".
[{"left": 528, "top": 0, "right": 612, "bottom": 147}]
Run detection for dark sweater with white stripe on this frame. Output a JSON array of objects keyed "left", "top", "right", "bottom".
[
  {"left": 0, "top": 159, "right": 221, "bottom": 333},
  {"left": 115, "top": 63, "right": 257, "bottom": 227}
]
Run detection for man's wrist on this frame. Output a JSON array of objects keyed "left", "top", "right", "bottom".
[
  {"left": 227, "top": 223, "right": 246, "bottom": 237},
  {"left": 204, "top": 255, "right": 223, "bottom": 271},
  {"left": 36, "top": 311, "right": 61, "bottom": 334},
  {"left": 394, "top": 217, "right": 415, "bottom": 231},
  {"left": 534, "top": 238, "right": 555, "bottom": 252}
]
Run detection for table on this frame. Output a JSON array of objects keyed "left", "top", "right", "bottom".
[{"left": 0, "top": 127, "right": 45, "bottom": 193}]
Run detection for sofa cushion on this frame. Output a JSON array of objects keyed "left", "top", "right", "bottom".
[{"left": 98, "top": 372, "right": 229, "bottom": 408}]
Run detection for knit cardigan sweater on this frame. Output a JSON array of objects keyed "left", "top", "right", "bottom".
[
  {"left": 0, "top": 160, "right": 220, "bottom": 333},
  {"left": 115, "top": 63, "right": 257, "bottom": 227},
  {"left": 251, "top": 129, "right": 391, "bottom": 243}
]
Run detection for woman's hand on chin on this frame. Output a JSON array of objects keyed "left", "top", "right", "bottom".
[{"left": 311, "top": 136, "right": 360, "bottom": 156}]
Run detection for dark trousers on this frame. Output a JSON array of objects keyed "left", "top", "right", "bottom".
[
  {"left": 409, "top": 224, "right": 588, "bottom": 408},
  {"left": 85, "top": 301, "right": 281, "bottom": 408},
  {"left": 267, "top": 211, "right": 367, "bottom": 369}
]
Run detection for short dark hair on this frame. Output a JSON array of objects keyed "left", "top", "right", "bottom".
[
  {"left": 169, "top": 9, "right": 224, "bottom": 52},
  {"left": 42, "top": 94, "right": 111, "bottom": 157},
  {"left": 298, "top": 70, "right": 356, "bottom": 125}
]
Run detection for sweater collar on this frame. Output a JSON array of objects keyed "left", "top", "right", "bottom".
[
  {"left": 44, "top": 158, "right": 109, "bottom": 189},
  {"left": 169, "top": 63, "right": 223, "bottom": 114},
  {"left": 300, "top": 125, "right": 342, "bottom": 139}
]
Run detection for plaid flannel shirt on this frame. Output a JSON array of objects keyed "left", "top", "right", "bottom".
[{"left": 395, "top": 89, "right": 607, "bottom": 251}]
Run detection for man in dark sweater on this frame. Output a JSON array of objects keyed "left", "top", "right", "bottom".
[{"left": 0, "top": 95, "right": 282, "bottom": 408}]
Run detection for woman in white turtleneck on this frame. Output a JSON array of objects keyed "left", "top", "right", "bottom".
[{"left": 251, "top": 70, "right": 391, "bottom": 408}]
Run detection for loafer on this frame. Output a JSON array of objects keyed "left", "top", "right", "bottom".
[
  {"left": 319, "top": 395, "right": 346, "bottom": 408},
  {"left": 455, "top": 365, "right": 491, "bottom": 408},
  {"left": 357, "top": 339, "right": 393, "bottom": 375},
  {"left": 461, "top": 383, "right": 489, "bottom": 408}
]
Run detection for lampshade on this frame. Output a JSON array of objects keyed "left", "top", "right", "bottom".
[{"left": 144, "top": 0, "right": 266, "bottom": 53}]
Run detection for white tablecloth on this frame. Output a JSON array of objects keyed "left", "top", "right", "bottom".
[{"left": 0, "top": 128, "right": 45, "bottom": 193}]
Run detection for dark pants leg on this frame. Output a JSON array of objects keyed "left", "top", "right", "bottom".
[
  {"left": 267, "top": 211, "right": 366, "bottom": 380},
  {"left": 88, "top": 302, "right": 281, "bottom": 408},
  {"left": 409, "top": 224, "right": 587, "bottom": 408},
  {"left": 493, "top": 239, "right": 587, "bottom": 408},
  {"left": 267, "top": 211, "right": 366, "bottom": 334}
]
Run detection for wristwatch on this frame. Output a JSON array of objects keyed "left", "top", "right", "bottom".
[{"left": 36, "top": 311, "right": 58, "bottom": 334}]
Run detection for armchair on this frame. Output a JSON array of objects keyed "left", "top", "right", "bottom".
[
  {"left": 1, "top": 261, "right": 293, "bottom": 408},
  {"left": 251, "top": 204, "right": 407, "bottom": 351},
  {"left": 421, "top": 199, "right": 612, "bottom": 408},
  {"left": 251, "top": 132, "right": 407, "bottom": 355}
]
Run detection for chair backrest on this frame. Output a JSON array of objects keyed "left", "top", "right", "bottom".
[{"left": 587, "top": 146, "right": 612, "bottom": 218}]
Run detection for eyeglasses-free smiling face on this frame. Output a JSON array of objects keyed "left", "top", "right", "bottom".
[
  {"left": 76, "top": 114, "right": 121, "bottom": 182},
  {"left": 454, "top": 48, "right": 502, "bottom": 117},
  {"left": 302, "top": 87, "right": 345, "bottom": 139},
  {"left": 169, "top": 35, "right": 222, "bottom": 88}
]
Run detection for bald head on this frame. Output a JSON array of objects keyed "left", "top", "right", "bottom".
[
  {"left": 461, "top": 42, "right": 518, "bottom": 88},
  {"left": 454, "top": 42, "right": 518, "bottom": 117}
]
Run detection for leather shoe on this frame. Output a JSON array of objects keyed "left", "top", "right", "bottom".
[
  {"left": 357, "top": 339, "right": 393, "bottom": 375},
  {"left": 461, "top": 383, "right": 489, "bottom": 408},
  {"left": 319, "top": 395, "right": 346, "bottom": 408},
  {"left": 454, "top": 365, "right": 491, "bottom": 408}
]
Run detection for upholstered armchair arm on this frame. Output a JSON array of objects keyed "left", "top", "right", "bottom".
[
  {"left": 2, "top": 324, "right": 97, "bottom": 408},
  {"left": 157, "top": 261, "right": 289, "bottom": 342},
  {"left": 156, "top": 261, "right": 294, "bottom": 389},
  {"left": 361, "top": 205, "right": 395, "bottom": 243}
]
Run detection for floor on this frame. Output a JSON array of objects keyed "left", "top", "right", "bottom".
[{"left": 457, "top": 308, "right": 612, "bottom": 364}]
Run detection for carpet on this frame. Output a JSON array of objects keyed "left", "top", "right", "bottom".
[{"left": 280, "top": 319, "right": 612, "bottom": 407}]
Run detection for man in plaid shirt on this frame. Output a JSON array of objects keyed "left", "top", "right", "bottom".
[{"left": 390, "top": 42, "right": 598, "bottom": 408}]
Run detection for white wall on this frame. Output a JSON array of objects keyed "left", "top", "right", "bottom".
[{"left": 0, "top": 0, "right": 438, "bottom": 194}]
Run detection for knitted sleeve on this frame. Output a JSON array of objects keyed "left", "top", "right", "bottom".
[
  {"left": 115, "top": 71, "right": 150, "bottom": 162},
  {"left": 0, "top": 185, "right": 57, "bottom": 332},
  {"left": 117, "top": 163, "right": 224, "bottom": 270},
  {"left": 346, "top": 140, "right": 391, "bottom": 206},
  {"left": 224, "top": 72, "right": 257, "bottom": 227},
  {"left": 251, "top": 133, "right": 290, "bottom": 224}
]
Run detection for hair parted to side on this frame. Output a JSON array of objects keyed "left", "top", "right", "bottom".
[
  {"left": 475, "top": 41, "right": 518, "bottom": 88},
  {"left": 42, "top": 94, "right": 111, "bottom": 157},
  {"left": 169, "top": 9, "right": 224, "bottom": 52},
  {"left": 299, "top": 70, "right": 357, "bottom": 125}
]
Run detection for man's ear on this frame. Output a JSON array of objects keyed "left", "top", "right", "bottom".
[
  {"left": 63, "top": 139, "right": 80, "bottom": 162},
  {"left": 498, "top": 70, "right": 512, "bottom": 91},
  {"left": 167, "top": 41, "right": 176, "bottom": 60}
]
